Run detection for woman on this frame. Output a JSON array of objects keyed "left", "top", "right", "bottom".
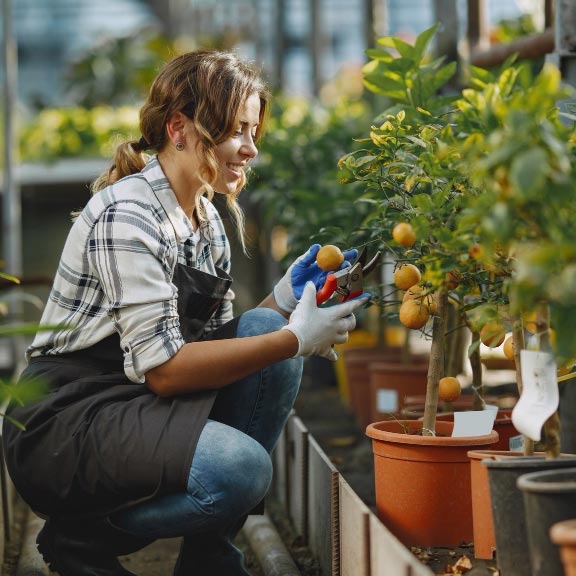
[{"left": 2, "top": 50, "right": 367, "bottom": 576}]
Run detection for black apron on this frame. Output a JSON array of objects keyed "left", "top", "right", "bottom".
[{"left": 2, "top": 261, "right": 237, "bottom": 519}]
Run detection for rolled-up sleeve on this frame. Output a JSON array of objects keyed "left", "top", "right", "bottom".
[{"left": 88, "top": 202, "right": 185, "bottom": 383}]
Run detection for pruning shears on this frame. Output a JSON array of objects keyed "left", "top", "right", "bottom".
[{"left": 316, "top": 247, "right": 381, "bottom": 306}]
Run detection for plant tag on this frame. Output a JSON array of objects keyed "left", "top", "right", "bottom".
[
  {"left": 376, "top": 389, "right": 398, "bottom": 413},
  {"left": 508, "top": 434, "right": 524, "bottom": 452},
  {"left": 452, "top": 410, "right": 497, "bottom": 437},
  {"left": 512, "top": 350, "right": 559, "bottom": 441}
]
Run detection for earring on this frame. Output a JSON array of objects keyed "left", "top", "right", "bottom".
[{"left": 176, "top": 141, "right": 185, "bottom": 151}]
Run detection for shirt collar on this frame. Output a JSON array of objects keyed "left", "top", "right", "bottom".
[{"left": 141, "top": 155, "right": 197, "bottom": 243}]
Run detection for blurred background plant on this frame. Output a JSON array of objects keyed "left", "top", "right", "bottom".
[
  {"left": 0, "top": 271, "right": 48, "bottom": 430},
  {"left": 251, "top": 94, "right": 374, "bottom": 263}
]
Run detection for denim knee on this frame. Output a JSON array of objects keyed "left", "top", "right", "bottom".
[
  {"left": 237, "top": 307, "right": 287, "bottom": 337},
  {"left": 188, "top": 423, "right": 272, "bottom": 522}
]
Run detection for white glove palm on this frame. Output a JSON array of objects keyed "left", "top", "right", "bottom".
[{"left": 282, "top": 282, "right": 368, "bottom": 361}]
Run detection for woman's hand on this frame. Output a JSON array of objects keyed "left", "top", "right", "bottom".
[
  {"left": 281, "top": 282, "right": 369, "bottom": 361},
  {"left": 273, "top": 244, "right": 358, "bottom": 313}
]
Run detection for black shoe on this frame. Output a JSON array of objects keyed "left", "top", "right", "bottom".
[
  {"left": 173, "top": 533, "right": 252, "bottom": 576},
  {"left": 37, "top": 517, "right": 144, "bottom": 576}
]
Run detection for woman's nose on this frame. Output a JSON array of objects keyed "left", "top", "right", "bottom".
[{"left": 242, "top": 137, "right": 258, "bottom": 159}]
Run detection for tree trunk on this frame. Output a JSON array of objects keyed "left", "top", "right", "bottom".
[
  {"left": 422, "top": 290, "right": 448, "bottom": 436},
  {"left": 469, "top": 330, "right": 484, "bottom": 410},
  {"left": 535, "top": 302, "right": 561, "bottom": 458}
]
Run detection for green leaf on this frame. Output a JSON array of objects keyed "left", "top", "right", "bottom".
[
  {"left": 429, "top": 61, "right": 458, "bottom": 95},
  {"left": 365, "top": 48, "right": 394, "bottom": 62},
  {"left": 0, "top": 272, "right": 20, "bottom": 284},
  {"left": 413, "top": 24, "right": 439, "bottom": 62},
  {"left": 509, "top": 147, "right": 548, "bottom": 196}
]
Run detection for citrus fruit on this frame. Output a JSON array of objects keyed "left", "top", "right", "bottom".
[
  {"left": 469, "top": 243, "right": 484, "bottom": 260},
  {"left": 402, "top": 285, "right": 424, "bottom": 302},
  {"left": 522, "top": 311, "right": 538, "bottom": 334},
  {"left": 438, "top": 376, "right": 461, "bottom": 402},
  {"left": 394, "top": 264, "right": 421, "bottom": 291},
  {"left": 445, "top": 270, "right": 462, "bottom": 291},
  {"left": 316, "top": 245, "right": 344, "bottom": 271},
  {"left": 399, "top": 299, "right": 430, "bottom": 330},
  {"left": 392, "top": 222, "right": 416, "bottom": 247},
  {"left": 503, "top": 336, "right": 515, "bottom": 361},
  {"left": 402, "top": 285, "right": 436, "bottom": 313},
  {"left": 480, "top": 322, "right": 506, "bottom": 348}
]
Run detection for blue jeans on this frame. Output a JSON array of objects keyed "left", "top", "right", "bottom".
[{"left": 113, "top": 308, "right": 302, "bottom": 541}]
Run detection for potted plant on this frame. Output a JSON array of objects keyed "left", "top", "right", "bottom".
[
  {"left": 450, "top": 56, "right": 576, "bottom": 574},
  {"left": 337, "top": 25, "right": 504, "bottom": 548}
]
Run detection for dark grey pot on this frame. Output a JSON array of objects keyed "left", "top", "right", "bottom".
[
  {"left": 518, "top": 467, "right": 576, "bottom": 576},
  {"left": 484, "top": 456, "right": 576, "bottom": 576}
]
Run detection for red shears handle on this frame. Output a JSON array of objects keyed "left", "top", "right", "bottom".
[{"left": 316, "top": 274, "right": 338, "bottom": 305}]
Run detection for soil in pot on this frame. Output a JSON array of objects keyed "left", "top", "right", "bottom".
[
  {"left": 518, "top": 467, "right": 576, "bottom": 576},
  {"left": 366, "top": 419, "right": 499, "bottom": 548}
]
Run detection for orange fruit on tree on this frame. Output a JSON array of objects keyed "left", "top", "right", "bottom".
[
  {"left": 445, "top": 270, "right": 462, "bottom": 291},
  {"left": 438, "top": 376, "right": 461, "bottom": 402},
  {"left": 394, "top": 264, "right": 421, "bottom": 291},
  {"left": 392, "top": 222, "right": 416, "bottom": 247},
  {"left": 402, "top": 285, "right": 436, "bottom": 313},
  {"left": 399, "top": 299, "right": 430, "bottom": 330},
  {"left": 522, "top": 311, "right": 538, "bottom": 334},
  {"left": 402, "top": 284, "right": 424, "bottom": 302},
  {"left": 316, "top": 245, "right": 344, "bottom": 271},
  {"left": 503, "top": 336, "right": 515, "bottom": 361},
  {"left": 469, "top": 243, "right": 484, "bottom": 261},
  {"left": 480, "top": 322, "right": 506, "bottom": 348}
]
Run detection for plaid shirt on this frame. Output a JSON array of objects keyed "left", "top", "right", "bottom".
[{"left": 28, "top": 155, "right": 234, "bottom": 383}]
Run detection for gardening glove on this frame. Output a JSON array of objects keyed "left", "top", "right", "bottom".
[
  {"left": 273, "top": 244, "right": 358, "bottom": 313},
  {"left": 282, "top": 282, "right": 369, "bottom": 361}
]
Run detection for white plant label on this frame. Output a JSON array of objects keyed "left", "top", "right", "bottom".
[
  {"left": 512, "top": 350, "right": 559, "bottom": 441},
  {"left": 376, "top": 389, "right": 398, "bottom": 413},
  {"left": 452, "top": 409, "right": 497, "bottom": 438}
]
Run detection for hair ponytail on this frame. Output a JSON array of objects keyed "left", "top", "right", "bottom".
[{"left": 90, "top": 140, "right": 149, "bottom": 194}]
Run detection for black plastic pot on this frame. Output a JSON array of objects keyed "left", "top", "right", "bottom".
[
  {"left": 517, "top": 467, "right": 576, "bottom": 576},
  {"left": 484, "top": 455, "right": 576, "bottom": 576}
]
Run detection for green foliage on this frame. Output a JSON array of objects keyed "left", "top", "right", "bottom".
[
  {"left": 63, "top": 29, "right": 180, "bottom": 108},
  {"left": 20, "top": 106, "right": 140, "bottom": 161},
  {"left": 342, "top": 25, "right": 495, "bottom": 308},
  {"left": 250, "top": 95, "right": 373, "bottom": 261},
  {"left": 452, "top": 61, "right": 576, "bottom": 359},
  {"left": 0, "top": 273, "right": 49, "bottom": 429}
]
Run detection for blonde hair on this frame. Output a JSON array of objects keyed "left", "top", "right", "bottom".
[{"left": 91, "top": 50, "right": 270, "bottom": 251}]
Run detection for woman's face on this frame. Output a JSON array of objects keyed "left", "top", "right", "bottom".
[{"left": 213, "top": 92, "right": 261, "bottom": 195}]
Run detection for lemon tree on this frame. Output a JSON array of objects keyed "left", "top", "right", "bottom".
[{"left": 338, "top": 25, "right": 512, "bottom": 433}]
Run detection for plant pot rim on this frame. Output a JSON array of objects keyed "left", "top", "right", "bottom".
[
  {"left": 517, "top": 466, "right": 576, "bottom": 493},
  {"left": 484, "top": 454, "right": 576, "bottom": 471},
  {"left": 366, "top": 419, "right": 499, "bottom": 446},
  {"left": 467, "top": 449, "right": 525, "bottom": 460}
]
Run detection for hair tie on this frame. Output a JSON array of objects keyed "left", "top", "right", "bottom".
[{"left": 137, "top": 136, "right": 151, "bottom": 151}]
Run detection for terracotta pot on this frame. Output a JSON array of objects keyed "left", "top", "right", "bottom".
[
  {"left": 436, "top": 409, "right": 519, "bottom": 451},
  {"left": 341, "top": 347, "right": 402, "bottom": 427},
  {"left": 367, "top": 361, "right": 429, "bottom": 427},
  {"left": 365, "top": 419, "right": 499, "bottom": 548},
  {"left": 551, "top": 519, "right": 576, "bottom": 576},
  {"left": 467, "top": 449, "right": 525, "bottom": 560}
]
